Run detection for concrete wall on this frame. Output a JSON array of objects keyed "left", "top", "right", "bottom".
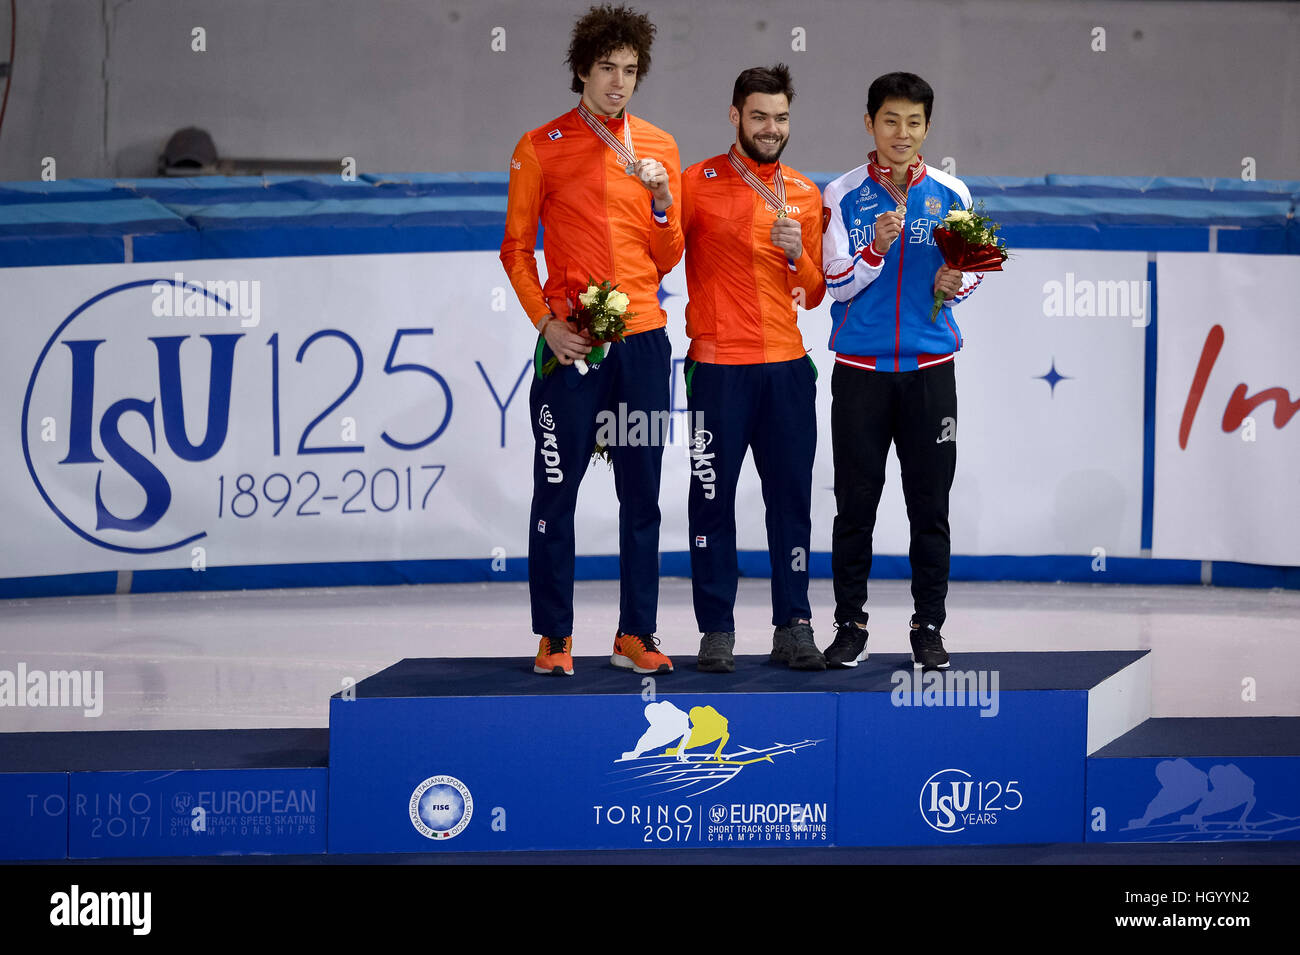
[{"left": 0, "top": 0, "right": 1296, "bottom": 182}]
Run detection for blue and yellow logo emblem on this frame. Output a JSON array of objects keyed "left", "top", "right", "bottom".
[{"left": 612, "top": 701, "right": 820, "bottom": 796}]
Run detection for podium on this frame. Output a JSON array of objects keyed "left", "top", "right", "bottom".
[
  {"left": 327, "top": 650, "right": 1158, "bottom": 851},
  {"left": 6, "top": 651, "right": 1297, "bottom": 858},
  {"left": 0, "top": 729, "right": 327, "bottom": 859},
  {"left": 1088, "top": 717, "right": 1300, "bottom": 843}
]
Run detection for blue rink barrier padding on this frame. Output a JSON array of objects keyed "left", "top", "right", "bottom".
[
  {"left": 0, "top": 195, "right": 200, "bottom": 266},
  {"left": 1086, "top": 718, "right": 1300, "bottom": 844},
  {"left": 3, "top": 552, "right": 1292, "bottom": 601},
  {"left": 0, "top": 729, "right": 328, "bottom": 859},
  {"left": 326, "top": 651, "right": 1146, "bottom": 852},
  {"left": 1, "top": 172, "right": 1297, "bottom": 268}
]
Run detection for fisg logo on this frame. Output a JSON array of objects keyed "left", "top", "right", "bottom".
[{"left": 689, "top": 428, "right": 716, "bottom": 500}]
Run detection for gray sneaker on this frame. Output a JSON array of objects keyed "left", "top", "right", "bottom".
[
  {"left": 697, "top": 631, "right": 735, "bottom": 673},
  {"left": 770, "top": 619, "right": 827, "bottom": 671}
]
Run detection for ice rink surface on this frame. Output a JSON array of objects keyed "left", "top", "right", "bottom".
[{"left": 1, "top": 577, "right": 1296, "bottom": 732}]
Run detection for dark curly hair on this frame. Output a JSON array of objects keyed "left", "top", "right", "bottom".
[{"left": 566, "top": 4, "right": 657, "bottom": 95}]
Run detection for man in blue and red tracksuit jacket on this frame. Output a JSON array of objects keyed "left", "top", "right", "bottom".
[{"left": 819, "top": 72, "right": 983, "bottom": 672}]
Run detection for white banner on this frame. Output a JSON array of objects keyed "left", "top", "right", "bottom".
[
  {"left": 1153, "top": 253, "right": 1300, "bottom": 565},
  {"left": 2, "top": 247, "right": 1152, "bottom": 581},
  {"left": 936, "top": 249, "right": 1149, "bottom": 557}
]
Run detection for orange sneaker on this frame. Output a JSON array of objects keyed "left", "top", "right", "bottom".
[
  {"left": 534, "top": 636, "right": 574, "bottom": 676},
  {"left": 611, "top": 630, "right": 673, "bottom": 674}
]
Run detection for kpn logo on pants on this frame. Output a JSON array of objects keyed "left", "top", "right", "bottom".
[
  {"left": 537, "top": 404, "right": 562, "bottom": 483},
  {"left": 689, "top": 428, "right": 716, "bottom": 500}
]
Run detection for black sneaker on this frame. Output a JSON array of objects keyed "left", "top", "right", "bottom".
[
  {"left": 909, "top": 619, "right": 950, "bottom": 670},
  {"left": 770, "top": 619, "right": 827, "bottom": 671},
  {"left": 824, "top": 621, "right": 869, "bottom": 668},
  {"left": 697, "top": 631, "right": 735, "bottom": 673}
]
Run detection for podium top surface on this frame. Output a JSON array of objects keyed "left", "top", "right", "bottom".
[
  {"left": 0, "top": 728, "right": 329, "bottom": 773},
  {"left": 340, "top": 651, "right": 1149, "bottom": 700},
  {"left": 1092, "top": 717, "right": 1300, "bottom": 757}
]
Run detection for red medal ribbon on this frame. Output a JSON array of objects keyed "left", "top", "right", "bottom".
[
  {"left": 577, "top": 99, "right": 637, "bottom": 173},
  {"left": 727, "top": 145, "right": 787, "bottom": 217},
  {"left": 868, "top": 150, "right": 925, "bottom": 213}
]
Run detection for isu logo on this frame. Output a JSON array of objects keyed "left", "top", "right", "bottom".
[
  {"left": 919, "top": 768, "right": 1024, "bottom": 833},
  {"left": 22, "top": 279, "right": 241, "bottom": 554}
]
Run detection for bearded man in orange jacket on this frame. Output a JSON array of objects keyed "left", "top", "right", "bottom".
[{"left": 679, "top": 64, "right": 827, "bottom": 673}]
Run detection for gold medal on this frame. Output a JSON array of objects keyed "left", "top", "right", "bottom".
[{"left": 896, "top": 200, "right": 907, "bottom": 217}]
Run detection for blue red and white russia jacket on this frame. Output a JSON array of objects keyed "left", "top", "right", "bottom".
[{"left": 821, "top": 153, "right": 982, "bottom": 372}]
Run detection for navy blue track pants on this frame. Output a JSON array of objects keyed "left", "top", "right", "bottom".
[
  {"left": 528, "top": 327, "right": 671, "bottom": 638},
  {"left": 685, "top": 355, "right": 817, "bottom": 632}
]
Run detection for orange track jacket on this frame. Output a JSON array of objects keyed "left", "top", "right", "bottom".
[
  {"left": 681, "top": 150, "right": 826, "bottom": 364},
  {"left": 500, "top": 105, "right": 684, "bottom": 335}
]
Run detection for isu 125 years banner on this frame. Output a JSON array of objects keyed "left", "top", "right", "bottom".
[{"left": 3, "top": 248, "right": 1154, "bottom": 582}]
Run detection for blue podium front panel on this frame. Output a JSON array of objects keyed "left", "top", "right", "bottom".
[
  {"left": 68, "top": 768, "right": 328, "bottom": 858},
  {"left": 0, "top": 728, "right": 330, "bottom": 859},
  {"left": 1087, "top": 718, "right": 1300, "bottom": 843},
  {"left": 328, "top": 652, "right": 1145, "bottom": 854},
  {"left": 835, "top": 689, "right": 1088, "bottom": 846},
  {"left": 1087, "top": 757, "right": 1300, "bottom": 843},
  {"left": 0, "top": 772, "right": 69, "bottom": 860},
  {"left": 329, "top": 690, "right": 838, "bottom": 852}
]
